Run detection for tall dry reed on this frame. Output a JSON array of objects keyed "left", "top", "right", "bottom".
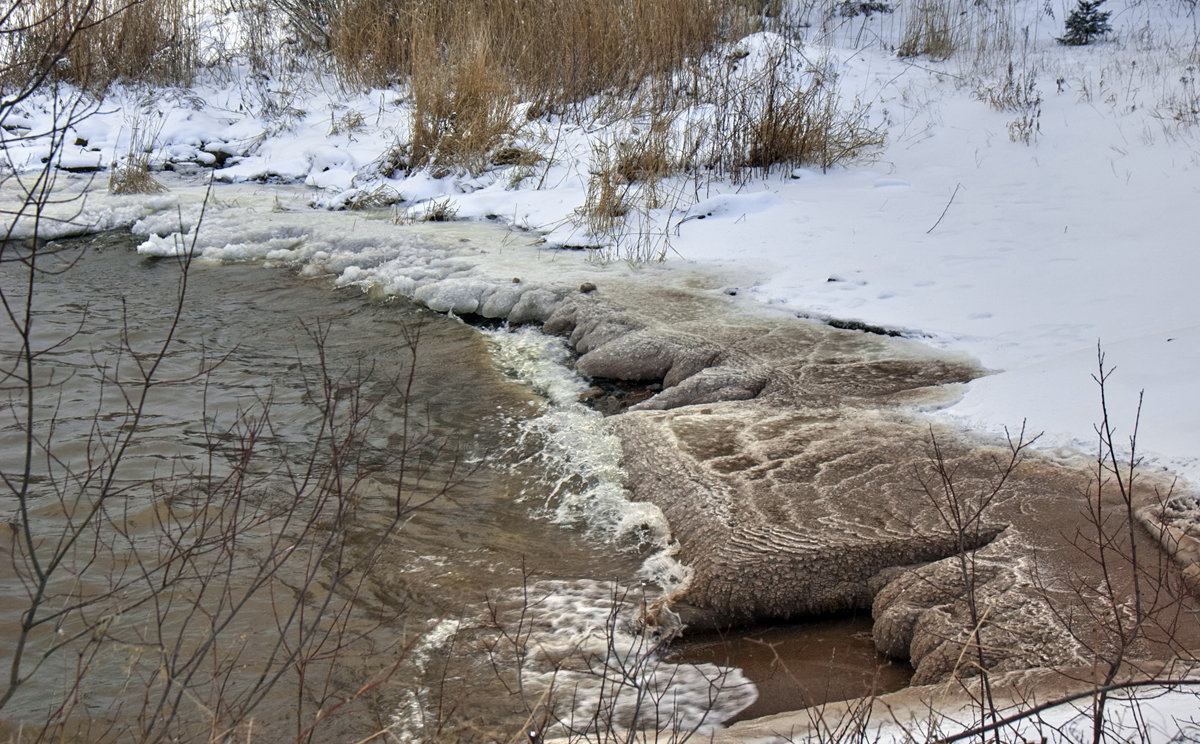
[
  {"left": 327, "top": 0, "right": 762, "bottom": 108},
  {"left": 409, "top": 24, "right": 515, "bottom": 173},
  {"left": 3, "top": 0, "right": 196, "bottom": 91}
]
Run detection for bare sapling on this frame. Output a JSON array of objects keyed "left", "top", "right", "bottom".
[
  {"left": 3, "top": 73, "right": 460, "bottom": 742},
  {"left": 916, "top": 423, "right": 1039, "bottom": 742},
  {"left": 1027, "top": 346, "right": 1197, "bottom": 744},
  {"left": 935, "top": 346, "right": 1200, "bottom": 744}
]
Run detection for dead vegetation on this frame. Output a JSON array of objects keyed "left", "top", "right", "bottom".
[
  {"left": 409, "top": 27, "right": 515, "bottom": 174},
  {"left": 2, "top": 0, "right": 196, "bottom": 91},
  {"left": 898, "top": 0, "right": 958, "bottom": 60},
  {"left": 325, "top": 0, "right": 764, "bottom": 105},
  {"left": 108, "top": 117, "right": 167, "bottom": 193},
  {"left": 736, "top": 52, "right": 883, "bottom": 177}
]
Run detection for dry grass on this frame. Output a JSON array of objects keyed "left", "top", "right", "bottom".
[
  {"left": 3, "top": 0, "right": 196, "bottom": 91},
  {"left": 420, "top": 196, "right": 459, "bottom": 221},
  {"left": 898, "top": 0, "right": 958, "bottom": 60},
  {"left": 409, "top": 26, "right": 515, "bottom": 174},
  {"left": 109, "top": 161, "right": 167, "bottom": 194},
  {"left": 747, "top": 59, "right": 841, "bottom": 170},
  {"left": 575, "top": 130, "right": 691, "bottom": 263},
  {"left": 326, "top": 0, "right": 769, "bottom": 110},
  {"left": 578, "top": 143, "right": 633, "bottom": 241},
  {"left": 344, "top": 183, "right": 402, "bottom": 209},
  {"left": 395, "top": 196, "right": 459, "bottom": 222},
  {"left": 570, "top": 43, "right": 883, "bottom": 261},
  {"left": 109, "top": 118, "right": 167, "bottom": 194},
  {"left": 978, "top": 61, "right": 1042, "bottom": 144},
  {"left": 489, "top": 145, "right": 540, "bottom": 168},
  {"left": 702, "top": 48, "right": 884, "bottom": 181},
  {"left": 616, "top": 126, "right": 675, "bottom": 187},
  {"left": 1158, "top": 68, "right": 1200, "bottom": 128},
  {"left": 329, "top": 108, "right": 366, "bottom": 136}
]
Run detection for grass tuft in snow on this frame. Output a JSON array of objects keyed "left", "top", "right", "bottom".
[
  {"left": 579, "top": 142, "right": 634, "bottom": 241},
  {"left": 703, "top": 45, "right": 884, "bottom": 181},
  {"left": 978, "top": 61, "right": 1043, "bottom": 144},
  {"left": 344, "top": 184, "right": 402, "bottom": 210},
  {"left": 398, "top": 197, "right": 460, "bottom": 223},
  {"left": 109, "top": 118, "right": 167, "bottom": 195}
]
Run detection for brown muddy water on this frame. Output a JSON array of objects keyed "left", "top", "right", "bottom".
[
  {"left": 671, "top": 615, "right": 912, "bottom": 722},
  {"left": 0, "top": 230, "right": 909, "bottom": 741}
]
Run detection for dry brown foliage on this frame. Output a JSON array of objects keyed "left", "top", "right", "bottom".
[
  {"left": 702, "top": 49, "right": 885, "bottom": 181},
  {"left": 898, "top": 0, "right": 958, "bottom": 60},
  {"left": 327, "top": 0, "right": 770, "bottom": 108},
  {"left": 109, "top": 118, "right": 167, "bottom": 193},
  {"left": 3, "top": 0, "right": 196, "bottom": 91},
  {"left": 409, "top": 25, "right": 515, "bottom": 174}
]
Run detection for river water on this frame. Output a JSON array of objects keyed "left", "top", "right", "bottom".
[{"left": 0, "top": 228, "right": 907, "bottom": 741}]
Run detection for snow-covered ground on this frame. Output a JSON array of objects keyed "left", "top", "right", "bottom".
[
  {"left": 716, "top": 674, "right": 1200, "bottom": 744},
  {"left": 5, "top": 0, "right": 1200, "bottom": 484}
]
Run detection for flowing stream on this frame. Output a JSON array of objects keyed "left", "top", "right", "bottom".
[{"left": 1, "top": 228, "right": 908, "bottom": 741}]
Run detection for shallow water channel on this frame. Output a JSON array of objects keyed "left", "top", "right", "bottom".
[{"left": 1, "top": 229, "right": 908, "bottom": 740}]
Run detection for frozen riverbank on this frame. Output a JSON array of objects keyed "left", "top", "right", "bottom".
[
  {"left": 8, "top": 0, "right": 1200, "bottom": 731},
  {"left": 8, "top": 7, "right": 1200, "bottom": 483},
  {"left": 7, "top": 174, "right": 1200, "bottom": 740}
]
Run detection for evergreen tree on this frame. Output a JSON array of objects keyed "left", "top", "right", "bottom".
[{"left": 1058, "top": 0, "right": 1112, "bottom": 46}]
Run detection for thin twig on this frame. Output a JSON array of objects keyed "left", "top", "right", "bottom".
[{"left": 927, "top": 182, "right": 963, "bottom": 234}]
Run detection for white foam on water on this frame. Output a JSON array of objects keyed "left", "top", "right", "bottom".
[
  {"left": 457, "top": 329, "right": 753, "bottom": 738},
  {"left": 394, "top": 580, "right": 756, "bottom": 740},
  {"left": 483, "top": 325, "right": 692, "bottom": 594},
  {"left": 390, "top": 618, "right": 463, "bottom": 744},
  {"left": 485, "top": 579, "right": 757, "bottom": 737}
]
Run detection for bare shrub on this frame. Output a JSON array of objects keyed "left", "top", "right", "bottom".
[
  {"left": 914, "top": 349, "right": 1200, "bottom": 744},
  {"left": 1026, "top": 348, "right": 1198, "bottom": 742},
  {"left": 915, "top": 425, "right": 1039, "bottom": 737}
]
